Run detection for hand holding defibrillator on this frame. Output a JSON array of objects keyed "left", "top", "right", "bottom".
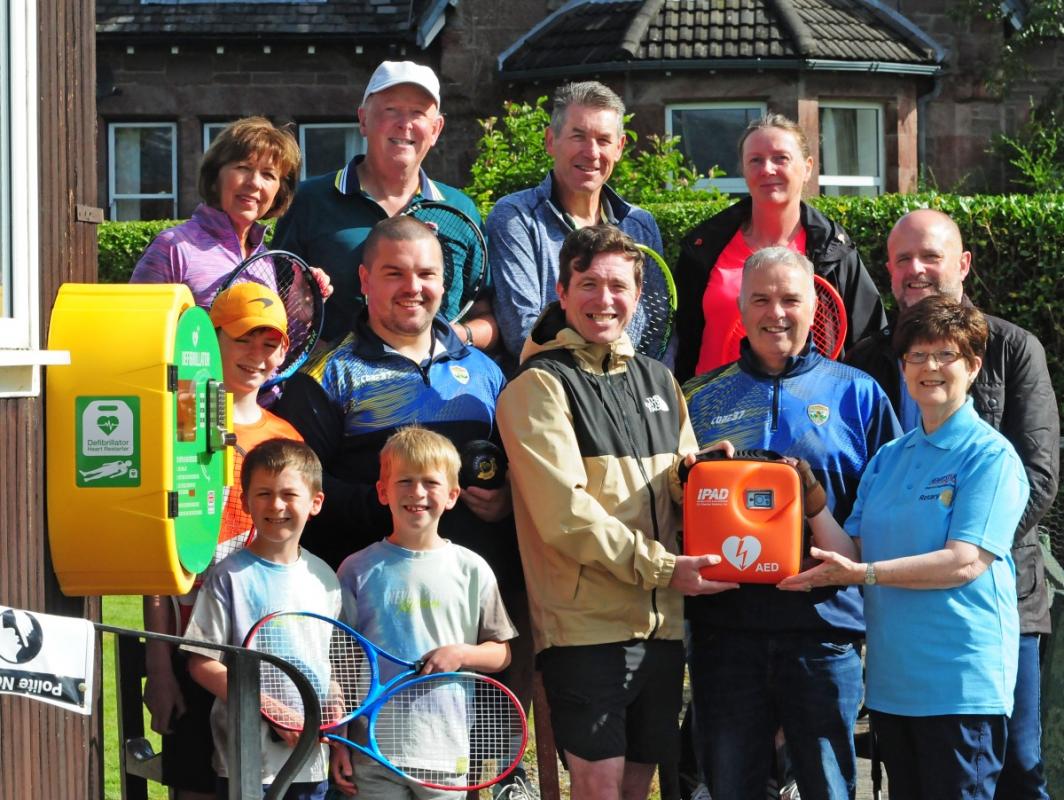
[{"left": 679, "top": 446, "right": 825, "bottom": 584}]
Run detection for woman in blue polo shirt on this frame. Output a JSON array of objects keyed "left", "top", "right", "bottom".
[{"left": 779, "top": 295, "right": 1027, "bottom": 800}]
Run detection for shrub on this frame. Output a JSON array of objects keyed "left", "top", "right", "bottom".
[
  {"left": 96, "top": 218, "right": 275, "bottom": 283},
  {"left": 97, "top": 193, "right": 1064, "bottom": 413}
]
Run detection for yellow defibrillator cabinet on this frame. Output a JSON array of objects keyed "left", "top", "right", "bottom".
[{"left": 46, "top": 284, "right": 234, "bottom": 595}]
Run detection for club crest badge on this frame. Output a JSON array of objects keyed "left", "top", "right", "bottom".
[{"left": 807, "top": 404, "right": 830, "bottom": 426}]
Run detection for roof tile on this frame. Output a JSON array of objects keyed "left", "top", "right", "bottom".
[{"left": 500, "top": 0, "right": 938, "bottom": 74}]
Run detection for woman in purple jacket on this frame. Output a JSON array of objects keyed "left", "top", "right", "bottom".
[{"left": 131, "top": 116, "right": 304, "bottom": 307}]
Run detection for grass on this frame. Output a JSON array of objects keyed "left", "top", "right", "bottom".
[{"left": 101, "top": 594, "right": 167, "bottom": 800}]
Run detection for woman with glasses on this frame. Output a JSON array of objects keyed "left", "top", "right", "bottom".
[{"left": 779, "top": 294, "right": 1027, "bottom": 800}]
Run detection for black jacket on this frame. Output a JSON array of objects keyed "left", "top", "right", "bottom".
[
  {"left": 675, "top": 197, "right": 888, "bottom": 383},
  {"left": 846, "top": 310, "right": 1060, "bottom": 633}
]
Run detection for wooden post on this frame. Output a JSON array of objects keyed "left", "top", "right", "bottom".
[{"left": 533, "top": 671, "right": 560, "bottom": 800}]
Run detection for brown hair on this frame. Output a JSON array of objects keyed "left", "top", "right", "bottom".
[
  {"left": 557, "top": 225, "right": 643, "bottom": 290},
  {"left": 892, "top": 295, "right": 988, "bottom": 369},
  {"left": 737, "top": 113, "right": 811, "bottom": 161},
  {"left": 379, "top": 426, "right": 460, "bottom": 487},
  {"left": 198, "top": 117, "right": 301, "bottom": 219},
  {"left": 241, "top": 438, "right": 323, "bottom": 496},
  {"left": 361, "top": 215, "right": 442, "bottom": 270}
]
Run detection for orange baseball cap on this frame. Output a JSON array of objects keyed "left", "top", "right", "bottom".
[{"left": 209, "top": 283, "right": 289, "bottom": 348}]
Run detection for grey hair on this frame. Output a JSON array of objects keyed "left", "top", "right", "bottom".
[
  {"left": 550, "top": 81, "right": 625, "bottom": 138},
  {"left": 739, "top": 246, "right": 815, "bottom": 308}
]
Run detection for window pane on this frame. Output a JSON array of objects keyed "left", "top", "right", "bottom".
[
  {"left": 204, "top": 123, "right": 228, "bottom": 151},
  {"left": 114, "top": 126, "right": 174, "bottom": 195},
  {"left": 670, "top": 107, "right": 761, "bottom": 180},
  {"left": 820, "top": 107, "right": 879, "bottom": 177},
  {"left": 113, "top": 197, "right": 175, "bottom": 223},
  {"left": 820, "top": 184, "right": 878, "bottom": 198},
  {"left": 301, "top": 125, "right": 360, "bottom": 179}
]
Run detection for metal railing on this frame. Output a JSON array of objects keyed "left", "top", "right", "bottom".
[{"left": 97, "top": 624, "right": 322, "bottom": 800}]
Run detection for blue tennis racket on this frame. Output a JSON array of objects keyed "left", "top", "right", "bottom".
[{"left": 244, "top": 611, "right": 527, "bottom": 791}]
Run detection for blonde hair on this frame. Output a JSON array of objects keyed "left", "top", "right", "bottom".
[
  {"left": 379, "top": 426, "right": 460, "bottom": 487},
  {"left": 737, "top": 113, "right": 811, "bottom": 161}
]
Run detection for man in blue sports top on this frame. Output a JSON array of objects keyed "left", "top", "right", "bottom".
[
  {"left": 275, "top": 216, "right": 534, "bottom": 793},
  {"left": 846, "top": 209, "right": 1060, "bottom": 800},
  {"left": 486, "top": 80, "right": 667, "bottom": 369},
  {"left": 275, "top": 215, "right": 512, "bottom": 573},
  {"left": 273, "top": 60, "right": 495, "bottom": 349},
  {"left": 682, "top": 247, "right": 900, "bottom": 800}
]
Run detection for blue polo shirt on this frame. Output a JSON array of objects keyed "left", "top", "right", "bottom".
[{"left": 845, "top": 398, "right": 1026, "bottom": 716}]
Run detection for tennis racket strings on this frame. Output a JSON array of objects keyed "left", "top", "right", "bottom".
[
  {"left": 218, "top": 250, "right": 324, "bottom": 386},
  {"left": 369, "top": 674, "right": 526, "bottom": 788},
  {"left": 403, "top": 202, "right": 487, "bottom": 322},
  {"left": 251, "top": 613, "right": 374, "bottom": 730}
]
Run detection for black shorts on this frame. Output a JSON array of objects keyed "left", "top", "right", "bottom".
[
  {"left": 538, "top": 638, "right": 684, "bottom": 764},
  {"left": 161, "top": 651, "right": 217, "bottom": 792}
]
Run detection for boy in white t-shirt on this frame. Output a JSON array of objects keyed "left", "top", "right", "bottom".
[
  {"left": 331, "top": 426, "right": 518, "bottom": 799},
  {"left": 185, "top": 438, "right": 339, "bottom": 800}
]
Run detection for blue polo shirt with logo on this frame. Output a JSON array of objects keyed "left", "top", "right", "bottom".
[
  {"left": 845, "top": 398, "right": 1025, "bottom": 716},
  {"left": 682, "top": 340, "right": 901, "bottom": 634}
]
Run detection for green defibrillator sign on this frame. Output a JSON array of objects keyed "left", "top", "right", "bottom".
[{"left": 75, "top": 397, "right": 142, "bottom": 487}]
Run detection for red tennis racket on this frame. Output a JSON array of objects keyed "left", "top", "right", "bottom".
[{"left": 722, "top": 274, "right": 848, "bottom": 361}]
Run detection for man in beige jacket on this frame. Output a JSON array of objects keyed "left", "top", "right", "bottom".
[{"left": 497, "top": 225, "right": 736, "bottom": 800}]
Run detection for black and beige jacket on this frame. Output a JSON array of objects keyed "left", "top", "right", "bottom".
[{"left": 497, "top": 303, "right": 698, "bottom": 652}]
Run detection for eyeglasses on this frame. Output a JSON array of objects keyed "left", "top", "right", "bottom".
[{"left": 901, "top": 349, "right": 963, "bottom": 365}]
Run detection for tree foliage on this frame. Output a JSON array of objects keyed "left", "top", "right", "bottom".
[
  {"left": 954, "top": 0, "right": 1064, "bottom": 92},
  {"left": 991, "top": 89, "right": 1064, "bottom": 193}
]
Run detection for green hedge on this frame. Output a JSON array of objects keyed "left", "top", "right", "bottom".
[
  {"left": 96, "top": 218, "right": 276, "bottom": 283},
  {"left": 98, "top": 193, "right": 1064, "bottom": 410}
]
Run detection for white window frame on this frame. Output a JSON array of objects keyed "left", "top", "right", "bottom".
[
  {"left": 818, "top": 101, "right": 885, "bottom": 196},
  {"left": 202, "top": 121, "right": 230, "bottom": 152},
  {"left": 665, "top": 101, "right": 767, "bottom": 194},
  {"left": 107, "top": 122, "right": 178, "bottom": 221},
  {"left": 298, "top": 122, "right": 364, "bottom": 180},
  {"left": 0, "top": 0, "right": 65, "bottom": 397}
]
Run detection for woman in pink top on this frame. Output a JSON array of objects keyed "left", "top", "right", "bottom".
[
  {"left": 674, "top": 115, "right": 886, "bottom": 382},
  {"left": 130, "top": 116, "right": 302, "bottom": 308}
]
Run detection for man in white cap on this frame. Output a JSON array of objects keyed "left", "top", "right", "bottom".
[{"left": 274, "top": 60, "right": 494, "bottom": 346}]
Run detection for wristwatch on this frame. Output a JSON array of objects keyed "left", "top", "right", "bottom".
[{"left": 864, "top": 562, "right": 878, "bottom": 586}]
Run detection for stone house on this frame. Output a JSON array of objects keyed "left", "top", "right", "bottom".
[{"left": 95, "top": 0, "right": 1064, "bottom": 220}]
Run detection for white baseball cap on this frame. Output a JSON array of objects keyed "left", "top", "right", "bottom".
[{"left": 362, "top": 61, "right": 441, "bottom": 108}]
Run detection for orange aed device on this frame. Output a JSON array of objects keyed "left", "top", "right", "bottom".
[{"left": 682, "top": 451, "right": 804, "bottom": 584}]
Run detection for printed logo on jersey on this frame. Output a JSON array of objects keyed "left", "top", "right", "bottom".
[
  {"left": 710, "top": 410, "right": 745, "bottom": 426},
  {"left": 449, "top": 365, "right": 470, "bottom": 385},
  {"left": 807, "top": 404, "right": 830, "bottom": 426},
  {"left": 919, "top": 473, "right": 957, "bottom": 504},
  {"left": 644, "top": 394, "right": 669, "bottom": 413}
]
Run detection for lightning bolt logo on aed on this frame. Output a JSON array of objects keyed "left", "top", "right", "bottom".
[{"left": 722, "top": 535, "right": 762, "bottom": 571}]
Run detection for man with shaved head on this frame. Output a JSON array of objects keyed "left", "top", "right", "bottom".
[
  {"left": 682, "top": 247, "right": 899, "bottom": 799},
  {"left": 847, "top": 208, "right": 1060, "bottom": 799}
]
